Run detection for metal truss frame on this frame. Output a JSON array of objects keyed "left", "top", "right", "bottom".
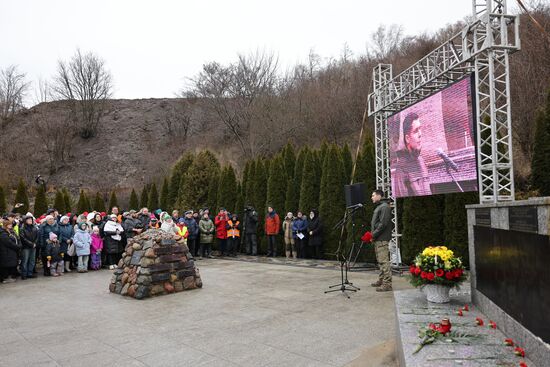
[{"left": 367, "top": 0, "right": 520, "bottom": 265}]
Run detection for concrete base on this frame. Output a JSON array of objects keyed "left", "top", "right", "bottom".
[{"left": 394, "top": 288, "right": 535, "bottom": 366}]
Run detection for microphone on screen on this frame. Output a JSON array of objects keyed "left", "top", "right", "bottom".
[{"left": 437, "top": 148, "right": 458, "bottom": 171}]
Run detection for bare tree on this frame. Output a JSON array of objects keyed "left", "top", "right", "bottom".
[
  {"left": 367, "top": 24, "right": 404, "bottom": 61},
  {"left": 33, "top": 77, "right": 52, "bottom": 105},
  {"left": 159, "top": 100, "right": 193, "bottom": 138},
  {"left": 52, "top": 49, "right": 113, "bottom": 139},
  {"left": 187, "top": 50, "right": 279, "bottom": 157},
  {"left": 31, "top": 109, "right": 74, "bottom": 174},
  {"left": 0, "top": 65, "right": 30, "bottom": 127}
]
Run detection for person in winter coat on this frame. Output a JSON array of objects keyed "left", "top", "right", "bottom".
[
  {"left": 282, "top": 212, "right": 296, "bottom": 260},
  {"left": 214, "top": 209, "right": 229, "bottom": 256},
  {"left": 183, "top": 211, "right": 199, "bottom": 256},
  {"left": 45, "top": 232, "right": 64, "bottom": 277},
  {"left": 38, "top": 215, "right": 60, "bottom": 276},
  {"left": 102, "top": 215, "right": 124, "bottom": 268},
  {"left": 160, "top": 213, "right": 179, "bottom": 236},
  {"left": 265, "top": 206, "right": 280, "bottom": 257},
  {"left": 226, "top": 213, "right": 241, "bottom": 257},
  {"left": 192, "top": 211, "right": 201, "bottom": 256},
  {"left": 0, "top": 219, "right": 22, "bottom": 283},
  {"left": 292, "top": 211, "right": 308, "bottom": 258},
  {"left": 58, "top": 216, "right": 74, "bottom": 273},
  {"left": 199, "top": 212, "right": 215, "bottom": 259},
  {"left": 73, "top": 222, "right": 91, "bottom": 272},
  {"left": 19, "top": 215, "right": 38, "bottom": 279},
  {"left": 307, "top": 209, "right": 323, "bottom": 259},
  {"left": 90, "top": 225, "right": 103, "bottom": 270},
  {"left": 138, "top": 208, "right": 151, "bottom": 228},
  {"left": 122, "top": 211, "right": 143, "bottom": 239},
  {"left": 244, "top": 206, "right": 258, "bottom": 256},
  {"left": 176, "top": 218, "right": 189, "bottom": 243}
]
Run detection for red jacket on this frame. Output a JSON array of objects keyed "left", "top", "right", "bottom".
[
  {"left": 214, "top": 212, "right": 229, "bottom": 239},
  {"left": 265, "top": 212, "right": 280, "bottom": 235}
]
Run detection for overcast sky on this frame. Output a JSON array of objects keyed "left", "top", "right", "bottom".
[{"left": 1, "top": 0, "right": 476, "bottom": 105}]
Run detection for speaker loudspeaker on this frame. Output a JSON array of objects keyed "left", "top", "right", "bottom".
[{"left": 344, "top": 183, "right": 365, "bottom": 207}]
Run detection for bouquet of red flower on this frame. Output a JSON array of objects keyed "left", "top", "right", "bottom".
[{"left": 408, "top": 246, "right": 466, "bottom": 288}]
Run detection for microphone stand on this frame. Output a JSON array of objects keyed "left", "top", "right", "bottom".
[{"left": 443, "top": 162, "right": 464, "bottom": 192}]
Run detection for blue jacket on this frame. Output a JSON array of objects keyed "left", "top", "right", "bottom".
[
  {"left": 183, "top": 217, "right": 199, "bottom": 239},
  {"left": 39, "top": 222, "right": 60, "bottom": 250},
  {"left": 58, "top": 223, "right": 74, "bottom": 253},
  {"left": 292, "top": 217, "right": 308, "bottom": 239},
  {"left": 73, "top": 228, "right": 91, "bottom": 256}
]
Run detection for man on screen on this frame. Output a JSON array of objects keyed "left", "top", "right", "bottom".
[{"left": 393, "top": 112, "right": 431, "bottom": 197}]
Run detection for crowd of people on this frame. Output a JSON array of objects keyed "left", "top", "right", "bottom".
[{"left": 0, "top": 203, "right": 324, "bottom": 284}]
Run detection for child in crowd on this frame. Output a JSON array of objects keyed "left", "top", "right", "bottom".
[
  {"left": 73, "top": 222, "right": 91, "bottom": 273},
  {"left": 90, "top": 225, "right": 103, "bottom": 270},
  {"left": 46, "top": 232, "right": 64, "bottom": 277}
]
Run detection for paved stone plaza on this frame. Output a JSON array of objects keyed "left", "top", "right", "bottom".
[{"left": 0, "top": 259, "right": 408, "bottom": 367}]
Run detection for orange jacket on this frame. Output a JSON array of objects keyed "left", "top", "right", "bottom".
[{"left": 265, "top": 213, "right": 280, "bottom": 235}]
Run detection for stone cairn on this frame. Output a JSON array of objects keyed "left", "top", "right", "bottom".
[{"left": 109, "top": 229, "right": 202, "bottom": 299}]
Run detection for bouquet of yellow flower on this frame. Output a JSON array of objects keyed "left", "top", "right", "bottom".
[{"left": 409, "top": 246, "right": 466, "bottom": 288}]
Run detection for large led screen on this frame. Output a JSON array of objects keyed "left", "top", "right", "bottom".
[{"left": 388, "top": 76, "right": 478, "bottom": 198}]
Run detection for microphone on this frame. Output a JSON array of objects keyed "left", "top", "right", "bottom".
[
  {"left": 347, "top": 203, "right": 363, "bottom": 209},
  {"left": 437, "top": 148, "right": 458, "bottom": 171}
]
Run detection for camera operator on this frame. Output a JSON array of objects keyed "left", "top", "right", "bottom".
[{"left": 243, "top": 205, "right": 258, "bottom": 256}]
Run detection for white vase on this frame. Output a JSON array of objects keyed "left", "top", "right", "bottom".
[{"left": 423, "top": 284, "right": 451, "bottom": 303}]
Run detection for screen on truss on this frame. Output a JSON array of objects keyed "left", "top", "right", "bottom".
[{"left": 388, "top": 75, "right": 478, "bottom": 198}]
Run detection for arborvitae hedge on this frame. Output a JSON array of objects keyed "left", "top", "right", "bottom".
[
  {"left": 178, "top": 150, "right": 220, "bottom": 211},
  {"left": 34, "top": 185, "right": 48, "bottom": 216},
  {"left": 169, "top": 152, "right": 194, "bottom": 209},
  {"left": 319, "top": 144, "right": 346, "bottom": 258},
  {"left": 147, "top": 184, "right": 159, "bottom": 211},
  {"left": 531, "top": 92, "right": 550, "bottom": 195},
  {"left": 290, "top": 147, "right": 307, "bottom": 213},
  {"left": 341, "top": 143, "right": 353, "bottom": 184},
  {"left": 443, "top": 192, "right": 477, "bottom": 265},
  {"left": 401, "top": 195, "right": 445, "bottom": 264},
  {"left": 140, "top": 184, "right": 150, "bottom": 209},
  {"left": 160, "top": 177, "right": 170, "bottom": 210},
  {"left": 62, "top": 188, "right": 72, "bottom": 213},
  {"left": 217, "top": 165, "right": 238, "bottom": 213},
  {"left": 299, "top": 149, "right": 320, "bottom": 214},
  {"left": 54, "top": 189, "right": 65, "bottom": 213},
  {"left": 108, "top": 190, "right": 119, "bottom": 212},
  {"left": 251, "top": 159, "right": 268, "bottom": 253},
  {"left": 129, "top": 189, "right": 139, "bottom": 210},
  {"left": 266, "top": 155, "right": 287, "bottom": 216},
  {"left": 94, "top": 192, "right": 105, "bottom": 213},
  {"left": 244, "top": 160, "right": 255, "bottom": 206},
  {"left": 235, "top": 182, "right": 244, "bottom": 216},
  {"left": 77, "top": 190, "right": 89, "bottom": 214},
  {"left": 13, "top": 179, "right": 30, "bottom": 214}
]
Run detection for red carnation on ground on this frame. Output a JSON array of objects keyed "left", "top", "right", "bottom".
[
  {"left": 445, "top": 271, "right": 454, "bottom": 280},
  {"left": 514, "top": 347, "right": 525, "bottom": 357},
  {"left": 489, "top": 320, "right": 497, "bottom": 329},
  {"left": 421, "top": 271, "right": 427, "bottom": 279},
  {"left": 414, "top": 267, "right": 421, "bottom": 276},
  {"left": 435, "top": 269, "right": 444, "bottom": 277},
  {"left": 426, "top": 272, "right": 435, "bottom": 281},
  {"left": 519, "top": 362, "right": 528, "bottom": 367},
  {"left": 457, "top": 309, "right": 463, "bottom": 316},
  {"left": 475, "top": 317, "right": 484, "bottom": 326},
  {"left": 463, "top": 304, "right": 469, "bottom": 311},
  {"left": 504, "top": 338, "right": 514, "bottom": 346}
]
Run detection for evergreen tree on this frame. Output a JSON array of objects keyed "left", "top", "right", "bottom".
[
  {"left": 266, "top": 156, "right": 287, "bottom": 215},
  {"left": 401, "top": 195, "right": 445, "bottom": 264},
  {"left": 160, "top": 177, "right": 170, "bottom": 210},
  {"left": 207, "top": 171, "right": 220, "bottom": 212},
  {"left": 62, "top": 188, "right": 72, "bottom": 213},
  {"left": 234, "top": 182, "right": 244, "bottom": 216},
  {"left": 444, "top": 192, "right": 478, "bottom": 264},
  {"left": 34, "top": 185, "right": 48, "bottom": 216},
  {"left": 319, "top": 145, "right": 346, "bottom": 257},
  {"left": 53, "top": 189, "right": 65, "bottom": 213},
  {"left": 251, "top": 159, "right": 268, "bottom": 253},
  {"left": 0, "top": 185, "right": 6, "bottom": 214},
  {"left": 140, "top": 184, "right": 150, "bottom": 209},
  {"left": 531, "top": 101, "right": 550, "bottom": 195},
  {"left": 169, "top": 152, "right": 194, "bottom": 209},
  {"left": 282, "top": 142, "right": 296, "bottom": 178},
  {"left": 77, "top": 190, "right": 89, "bottom": 214},
  {"left": 287, "top": 147, "right": 307, "bottom": 213},
  {"left": 84, "top": 192, "right": 92, "bottom": 212},
  {"left": 147, "top": 184, "right": 159, "bottom": 211},
  {"left": 94, "top": 191, "right": 106, "bottom": 213},
  {"left": 128, "top": 189, "right": 139, "bottom": 210},
  {"left": 13, "top": 178, "right": 30, "bottom": 214},
  {"left": 299, "top": 150, "right": 320, "bottom": 213},
  {"left": 341, "top": 143, "right": 353, "bottom": 184},
  {"left": 319, "top": 140, "right": 329, "bottom": 167},
  {"left": 178, "top": 150, "right": 221, "bottom": 210},
  {"left": 217, "top": 165, "right": 238, "bottom": 212},
  {"left": 242, "top": 160, "right": 251, "bottom": 206},
  {"left": 108, "top": 190, "right": 119, "bottom": 212},
  {"left": 245, "top": 160, "right": 256, "bottom": 206}
]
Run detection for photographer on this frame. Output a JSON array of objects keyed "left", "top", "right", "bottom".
[{"left": 243, "top": 205, "right": 258, "bottom": 256}]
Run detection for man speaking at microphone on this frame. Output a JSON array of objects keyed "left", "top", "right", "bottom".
[
  {"left": 393, "top": 112, "right": 431, "bottom": 197},
  {"left": 370, "top": 189, "right": 393, "bottom": 292}
]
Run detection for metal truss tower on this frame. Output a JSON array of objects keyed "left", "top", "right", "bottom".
[{"left": 367, "top": 0, "right": 520, "bottom": 265}]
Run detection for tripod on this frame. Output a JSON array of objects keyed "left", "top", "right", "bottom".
[{"left": 325, "top": 205, "right": 362, "bottom": 298}]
